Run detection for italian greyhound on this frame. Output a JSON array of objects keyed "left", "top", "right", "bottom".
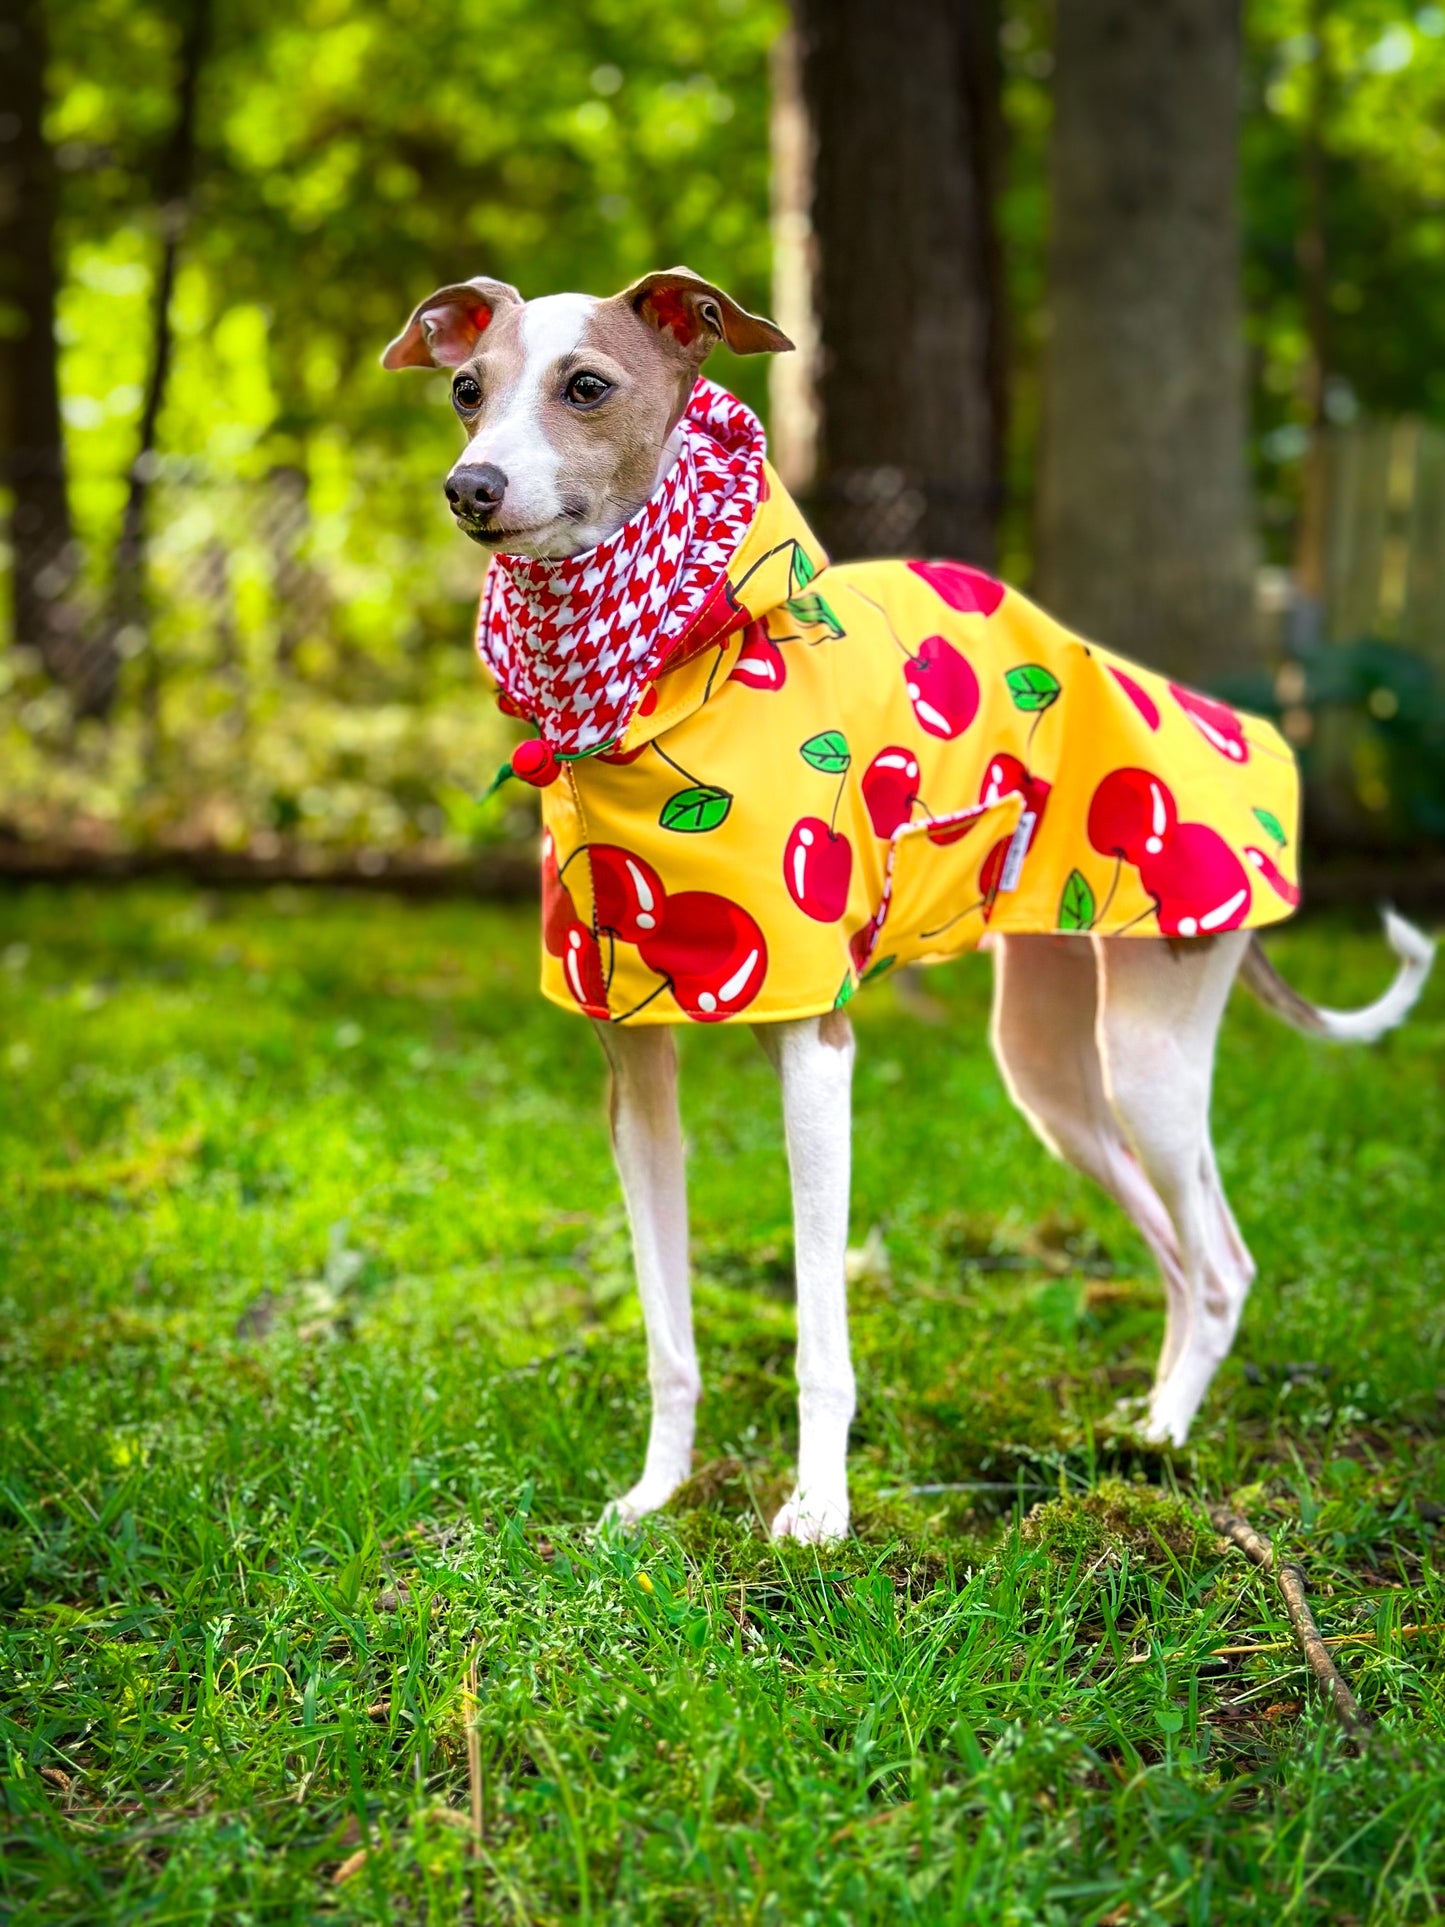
[{"left": 383, "top": 268, "right": 1435, "bottom": 1542}]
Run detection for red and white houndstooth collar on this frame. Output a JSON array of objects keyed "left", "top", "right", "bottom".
[{"left": 475, "top": 379, "right": 766, "bottom": 756}]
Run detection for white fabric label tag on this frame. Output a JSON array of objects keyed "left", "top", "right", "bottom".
[{"left": 997, "top": 809, "right": 1036, "bottom": 893}]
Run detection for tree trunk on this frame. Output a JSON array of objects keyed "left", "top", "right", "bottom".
[
  {"left": 1293, "top": 0, "right": 1332, "bottom": 610},
  {"left": 767, "top": 28, "right": 819, "bottom": 498},
  {"left": 792, "top": 0, "right": 1005, "bottom": 568},
  {"left": 110, "top": 0, "right": 212, "bottom": 730},
  {"left": 0, "top": 0, "right": 93, "bottom": 702},
  {"left": 1035, "top": 0, "right": 1256, "bottom": 682}
]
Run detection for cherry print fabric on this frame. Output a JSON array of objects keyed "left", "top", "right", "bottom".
[{"left": 472, "top": 384, "right": 1302, "bottom": 1025}]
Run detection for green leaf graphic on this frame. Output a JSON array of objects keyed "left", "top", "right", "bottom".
[
  {"left": 1252, "top": 807, "right": 1287, "bottom": 848},
  {"left": 790, "top": 544, "right": 816, "bottom": 591},
  {"left": 862, "top": 953, "right": 897, "bottom": 984},
  {"left": 1005, "top": 663, "right": 1062, "bottom": 712},
  {"left": 800, "top": 730, "right": 851, "bottom": 774},
  {"left": 785, "top": 593, "right": 844, "bottom": 636},
  {"left": 833, "top": 972, "right": 857, "bottom": 1009},
  {"left": 659, "top": 785, "right": 732, "bottom": 834},
  {"left": 1058, "top": 869, "right": 1096, "bottom": 931}
]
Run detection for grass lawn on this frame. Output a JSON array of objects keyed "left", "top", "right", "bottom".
[{"left": 2, "top": 884, "right": 1443, "bottom": 1924}]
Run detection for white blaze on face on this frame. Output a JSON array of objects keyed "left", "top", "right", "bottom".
[{"left": 457, "top": 292, "right": 597, "bottom": 534}]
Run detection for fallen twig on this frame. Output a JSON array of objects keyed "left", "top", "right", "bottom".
[
  {"left": 1208, "top": 1505, "right": 1371, "bottom": 1743},
  {"left": 332, "top": 1846, "right": 370, "bottom": 1885}
]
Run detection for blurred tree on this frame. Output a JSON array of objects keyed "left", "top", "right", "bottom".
[
  {"left": 0, "top": 0, "right": 89, "bottom": 705},
  {"left": 1244, "top": 3, "right": 1445, "bottom": 560},
  {"left": 1035, "top": 0, "right": 1256, "bottom": 679},
  {"left": 791, "top": 0, "right": 1005, "bottom": 566},
  {"left": 107, "top": 0, "right": 213, "bottom": 729},
  {"left": 1291, "top": 0, "right": 1332, "bottom": 604}
]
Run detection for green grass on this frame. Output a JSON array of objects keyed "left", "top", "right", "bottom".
[{"left": 2, "top": 885, "right": 1443, "bottom": 1925}]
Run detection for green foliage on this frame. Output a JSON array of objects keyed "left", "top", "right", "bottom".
[
  {"left": 2, "top": 0, "right": 784, "bottom": 856},
  {"left": 1219, "top": 636, "right": 1445, "bottom": 842},
  {"left": 993, "top": 3, "right": 1445, "bottom": 574},
  {"left": 9, "top": 0, "right": 1445, "bottom": 851},
  {"left": 2, "top": 892, "right": 1444, "bottom": 1919},
  {"left": 1245, "top": 2, "right": 1445, "bottom": 548}
]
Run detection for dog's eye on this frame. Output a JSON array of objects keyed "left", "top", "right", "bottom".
[
  {"left": 565, "top": 372, "right": 611, "bottom": 408},
  {"left": 452, "top": 375, "right": 482, "bottom": 411}
]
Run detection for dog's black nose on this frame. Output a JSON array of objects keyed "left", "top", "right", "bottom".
[{"left": 445, "top": 463, "right": 507, "bottom": 514}]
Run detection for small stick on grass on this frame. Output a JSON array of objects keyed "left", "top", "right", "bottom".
[{"left": 1209, "top": 1505, "right": 1371, "bottom": 1743}]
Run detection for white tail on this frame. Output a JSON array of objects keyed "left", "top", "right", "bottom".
[{"left": 1240, "top": 909, "right": 1435, "bottom": 1043}]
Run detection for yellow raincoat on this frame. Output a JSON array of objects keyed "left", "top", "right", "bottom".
[{"left": 503, "top": 466, "right": 1299, "bottom": 1025}]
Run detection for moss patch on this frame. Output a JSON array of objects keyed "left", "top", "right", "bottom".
[{"left": 1020, "top": 1477, "right": 1222, "bottom": 1574}]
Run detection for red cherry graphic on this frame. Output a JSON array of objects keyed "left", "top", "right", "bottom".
[
  {"left": 731, "top": 622, "right": 788, "bottom": 693},
  {"left": 637, "top": 892, "right": 768, "bottom": 1022},
  {"left": 978, "top": 836, "right": 1012, "bottom": 906},
  {"left": 907, "top": 559, "right": 1006, "bottom": 617},
  {"left": 1108, "top": 666, "right": 1161, "bottom": 730},
  {"left": 980, "top": 751, "right": 1028, "bottom": 805},
  {"left": 1087, "top": 768, "right": 1179, "bottom": 865},
  {"left": 638, "top": 684, "right": 659, "bottom": 717},
  {"left": 849, "top": 915, "right": 880, "bottom": 975},
  {"left": 904, "top": 634, "right": 980, "bottom": 740},
  {"left": 541, "top": 830, "right": 574, "bottom": 958},
  {"left": 560, "top": 920, "right": 608, "bottom": 1010},
  {"left": 930, "top": 753, "right": 1052, "bottom": 847},
  {"left": 512, "top": 737, "right": 561, "bottom": 787},
  {"left": 980, "top": 752, "right": 1052, "bottom": 824},
  {"left": 1138, "top": 823, "right": 1253, "bottom": 937},
  {"left": 1169, "top": 685, "right": 1250, "bottom": 764},
  {"left": 861, "top": 747, "right": 920, "bottom": 838},
  {"left": 589, "top": 844, "right": 666, "bottom": 942},
  {"left": 1243, "top": 845, "right": 1301, "bottom": 907},
  {"left": 784, "top": 816, "right": 853, "bottom": 923}
]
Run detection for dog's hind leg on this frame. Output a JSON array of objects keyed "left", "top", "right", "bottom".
[
  {"left": 1093, "top": 932, "right": 1256, "bottom": 1446},
  {"left": 594, "top": 1022, "right": 700, "bottom": 1525},
  {"left": 990, "top": 934, "right": 1194, "bottom": 1377},
  {"left": 755, "top": 1011, "right": 857, "bottom": 1543}
]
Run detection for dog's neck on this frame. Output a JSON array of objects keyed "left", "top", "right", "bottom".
[{"left": 476, "top": 379, "right": 769, "bottom": 754}]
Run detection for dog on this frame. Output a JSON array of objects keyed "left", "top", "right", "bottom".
[{"left": 383, "top": 267, "right": 1435, "bottom": 1542}]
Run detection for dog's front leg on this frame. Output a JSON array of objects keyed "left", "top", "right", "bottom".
[
  {"left": 756, "top": 1013, "right": 856, "bottom": 1543},
  {"left": 594, "top": 1022, "right": 699, "bottom": 1526}
]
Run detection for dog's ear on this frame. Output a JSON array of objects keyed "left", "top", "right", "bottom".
[
  {"left": 621, "top": 267, "right": 793, "bottom": 362},
  {"left": 381, "top": 277, "right": 522, "bottom": 370}
]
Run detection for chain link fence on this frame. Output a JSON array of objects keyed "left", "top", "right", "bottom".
[{"left": 1, "top": 452, "right": 528, "bottom": 872}]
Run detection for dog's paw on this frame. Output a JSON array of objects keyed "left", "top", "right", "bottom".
[
  {"left": 770, "top": 1489, "right": 849, "bottom": 1544},
  {"left": 596, "top": 1480, "right": 675, "bottom": 1534},
  {"left": 1142, "top": 1397, "right": 1192, "bottom": 1450}
]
